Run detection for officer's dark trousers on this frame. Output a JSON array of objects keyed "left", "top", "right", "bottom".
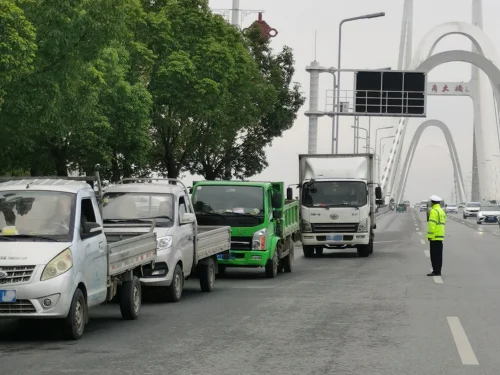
[{"left": 429, "top": 240, "right": 443, "bottom": 274}]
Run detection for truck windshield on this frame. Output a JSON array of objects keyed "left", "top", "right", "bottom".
[
  {"left": 193, "top": 185, "right": 264, "bottom": 214},
  {"left": 103, "top": 193, "right": 174, "bottom": 224},
  {"left": 0, "top": 190, "right": 75, "bottom": 241},
  {"left": 302, "top": 181, "right": 367, "bottom": 207}
]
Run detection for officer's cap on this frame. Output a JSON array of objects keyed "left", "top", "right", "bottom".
[{"left": 430, "top": 195, "right": 442, "bottom": 202}]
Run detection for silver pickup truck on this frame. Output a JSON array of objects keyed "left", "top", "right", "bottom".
[
  {"left": 0, "top": 174, "right": 157, "bottom": 340},
  {"left": 102, "top": 178, "right": 231, "bottom": 302}
]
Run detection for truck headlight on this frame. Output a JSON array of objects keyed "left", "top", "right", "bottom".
[
  {"left": 358, "top": 219, "right": 368, "bottom": 232},
  {"left": 157, "top": 236, "right": 173, "bottom": 250},
  {"left": 41, "top": 248, "right": 73, "bottom": 281},
  {"left": 252, "top": 228, "right": 267, "bottom": 250},
  {"left": 301, "top": 220, "right": 312, "bottom": 233}
]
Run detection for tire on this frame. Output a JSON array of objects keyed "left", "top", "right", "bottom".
[
  {"left": 265, "top": 250, "right": 278, "bottom": 278},
  {"left": 283, "top": 238, "right": 294, "bottom": 273},
  {"left": 120, "top": 276, "right": 141, "bottom": 320},
  {"left": 165, "top": 264, "right": 183, "bottom": 302},
  {"left": 477, "top": 221, "right": 481, "bottom": 225},
  {"left": 463, "top": 215, "right": 466, "bottom": 219},
  {"left": 303, "top": 246, "right": 315, "bottom": 258},
  {"left": 62, "top": 288, "right": 86, "bottom": 340},
  {"left": 357, "top": 245, "right": 370, "bottom": 257},
  {"left": 315, "top": 247, "right": 323, "bottom": 257},
  {"left": 199, "top": 258, "right": 215, "bottom": 292}
]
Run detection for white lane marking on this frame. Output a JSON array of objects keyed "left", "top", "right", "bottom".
[
  {"left": 421, "top": 239, "right": 426, "bottom": 245},
  {"left": 374, "top": 240, "right": 402, "bottom": 243},
  {"left": 415, "top": 228, "right": 420, "bottom": 231},
  {"left": 418, "top": 231, "right": 422, "bottom": 236},
  {"left": 433, "top": 276, "right": 443, "bottom": 284},
  {"left": 424, "top": 250, "right": 430, "bottom": 257},
  {"left": 446, "top": 317, "right": 479, "bottom": 365}
]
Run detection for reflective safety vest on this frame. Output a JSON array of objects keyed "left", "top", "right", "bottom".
[{"left": 427, "top": 203, "right": 446, "bottom": 241}]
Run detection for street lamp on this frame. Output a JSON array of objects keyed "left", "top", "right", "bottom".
[
  {"left": 374, "top": 126, "right": 394, "bottom": 165},
  {"left": 378, "top": 135, "right": 395, "bottom": 182},
  {"left": 333, "top": 11, "right": 386, "bottom": 154}
]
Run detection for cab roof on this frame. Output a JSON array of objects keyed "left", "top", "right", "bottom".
[
  {"left": 0, "top": 178, "right": 94, "bottom": 194},
  {"left": 194, "top": 180, "right": 272, "bottom": 187},
  {"left": 105, "top": 183, "right": 185, "bottom": 195}
]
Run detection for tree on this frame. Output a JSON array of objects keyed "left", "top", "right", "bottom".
[
  {"left": 145, "top": 0, "right": 271, "bottom": 179},
  {"left": 187, "top": 24, "right": 305, "bottom": 180},
  {"left": 0, "top": 0, "right": 36, "bottom": 108},
  {"left": 0, "top": 0, "right": 152, "bottom": 177}
]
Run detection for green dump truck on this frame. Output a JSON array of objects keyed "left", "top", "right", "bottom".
[{"left": 190, "top": 181, "right": 301, "bottom": 278}]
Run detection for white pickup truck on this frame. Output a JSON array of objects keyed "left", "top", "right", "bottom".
[
  {"left": 0, "top": 174, "right": 157, "bottom": 340},
  {"left": 102, "top": 178, "right": 231, "bottom": 302}
]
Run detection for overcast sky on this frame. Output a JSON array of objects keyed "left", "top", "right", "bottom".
[{"left": 181, "top": 0, "right": 500, "bottom": 204}]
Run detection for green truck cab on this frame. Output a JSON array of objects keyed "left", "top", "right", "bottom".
[{"left": 190, "top": 181, "right": 300, "bottom": 278}]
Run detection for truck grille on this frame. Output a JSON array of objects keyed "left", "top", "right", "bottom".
[
  {"left": 0, "top": 300, "right": 36, "bottom": 314},
  {"left": 311, "top": 223, "right": 358, "bottom": 233},
  {"left": 230, "top": 236, "right": 253, "bottom": 251},
  {"left": 0, "top": 265, "right": 36, "bottom": 286}
]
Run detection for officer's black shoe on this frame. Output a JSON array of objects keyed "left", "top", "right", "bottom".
[{"left": 427, "top": 272, "right": 441, "bottom": 276}]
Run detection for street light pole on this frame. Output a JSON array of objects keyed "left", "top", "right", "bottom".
[
  {"left": 378, "top": 135, "right": 395, "bottom": 182},
  {"left": 334, "top": 12, "right": 385, "bottom": 154},
  {"left": 231, "top": 0, "right": 240, "bottom": 26}
]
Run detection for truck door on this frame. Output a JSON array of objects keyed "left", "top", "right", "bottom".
[
  {"left": 178, "top": 194, "right": 194, "bottom": 274},
  {"left": 79, "top": 197, "right": 107, "bottom": 306}
]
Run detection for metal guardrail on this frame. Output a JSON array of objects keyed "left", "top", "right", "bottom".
[{"left": 375, "top": 205, "right": 391, "bottom": 217}]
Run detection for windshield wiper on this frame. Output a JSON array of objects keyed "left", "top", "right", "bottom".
[
  {"left": 195, "top": 211, "right": 227, "bottom": 219},
  {"left": 8, "top": 234, "right": 60, "bottom": 242},
  {"left": 323, "top": 203, "right": 360, "bottom": 209}
]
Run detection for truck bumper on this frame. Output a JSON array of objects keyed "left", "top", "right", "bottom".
[
  {"left": 301, "top": 232, "right": 370, "bottom": 246},
  {"left": 0, "top": 268, "right": 75, "bottom": 319},
  {"left": 217, "top": 250, "right": 269, "bottom": 268}
]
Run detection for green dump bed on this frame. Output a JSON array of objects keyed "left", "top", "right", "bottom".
[{"left": 282, "top": 199, "right": 300, "bottom": 239}]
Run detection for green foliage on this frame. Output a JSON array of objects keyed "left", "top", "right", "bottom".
[
  {"left": 0, "top": 0, "right": 304, "bottom": 182},
  {"left": 0, "top": 0, "right": 37, "bottom": 107}
]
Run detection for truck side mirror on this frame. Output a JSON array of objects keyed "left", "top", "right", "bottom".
[
  {"left": 188, "top": 187, "right": 193, "bottom": 194},
  {"left": 375, "top": 186, "right": 382, "bottom": 199},
  {"left": 181, "top": 213, "right": 196, "bottom": 225},
  {"left": 286, "top": 187, "right": 293, "bottom": 200},
  {"left": 273, "top": 210, "right": 282, "bottom": 219},
  {"left": 376, "top": 199, "right": 384, "bottom": 206},
  {"left": 272, "top": 192, "right": 282, "bottom": 208}
]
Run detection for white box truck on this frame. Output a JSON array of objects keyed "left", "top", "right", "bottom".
[{"left": 288, "top": 154, "right": 383, "bottom": 258}]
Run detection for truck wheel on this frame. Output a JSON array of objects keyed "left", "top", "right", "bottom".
[
  {"left": 315, "top": 247, "right": 323, "bottom": 257},
  {"left": 303, "top": 246, "right": 315, "bottom": 258},
  {"left": 166, "top": 264, "right": 183, "bottom": 302},
  {"left": 62, "top": 288, "right": 86, "bottom": 340},
  {"left": 120, "top": 276, "right": 141, "bottom": 320},
  {"left": 265, "top": 250, "right": 278, "bottom": 278},
  {"left": 357, "top": 245, "right": 370, "bottom": 258},
  {"left": 283, "top": 245, "right": 294, "bottom": 273},
  {"left": 199, "top": 258, "right": 215, "bottom": 292}
]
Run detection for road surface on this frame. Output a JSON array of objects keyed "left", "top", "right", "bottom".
[{"left": 1, "top": 210, "right": 499, "bottom": 374}]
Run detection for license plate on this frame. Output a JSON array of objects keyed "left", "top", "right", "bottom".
[
  {"left": 217, "top": 254, "right": 234, "bottom": 260},
  {"left": 326, "top": 235, "right": 343, "bottom": 241},
  {"left": 0, "top": 290, "right": 16, "bottom": 303}
]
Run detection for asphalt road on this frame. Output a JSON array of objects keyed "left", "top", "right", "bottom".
[{"left": 1, "top": 210, "right": 499, "bottom": 374}]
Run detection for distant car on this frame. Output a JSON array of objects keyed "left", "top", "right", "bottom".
[
  {"left": 445, "top": 204, "right": 458, "bottom": 214},
  {"left": 476, "top": 204, "right": 500, "bottom": 224},
  {"left": 463, "top": 202, "right": 481, "bottom": 219},
  {"left": 419, "top": 200, "right": 428, "bottom": 212}
]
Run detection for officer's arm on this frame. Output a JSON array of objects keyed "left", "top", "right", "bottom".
[{"left": 427, "top": 209, "right": 437, "bottom": 240}]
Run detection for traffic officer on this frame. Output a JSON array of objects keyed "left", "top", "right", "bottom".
[{"left": 427, "top": 195, "right": 446, "bottom": 276}]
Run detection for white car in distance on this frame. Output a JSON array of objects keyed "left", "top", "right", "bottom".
[{"left": 476, "top": 204, "right": 500, "bottom": 225}]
